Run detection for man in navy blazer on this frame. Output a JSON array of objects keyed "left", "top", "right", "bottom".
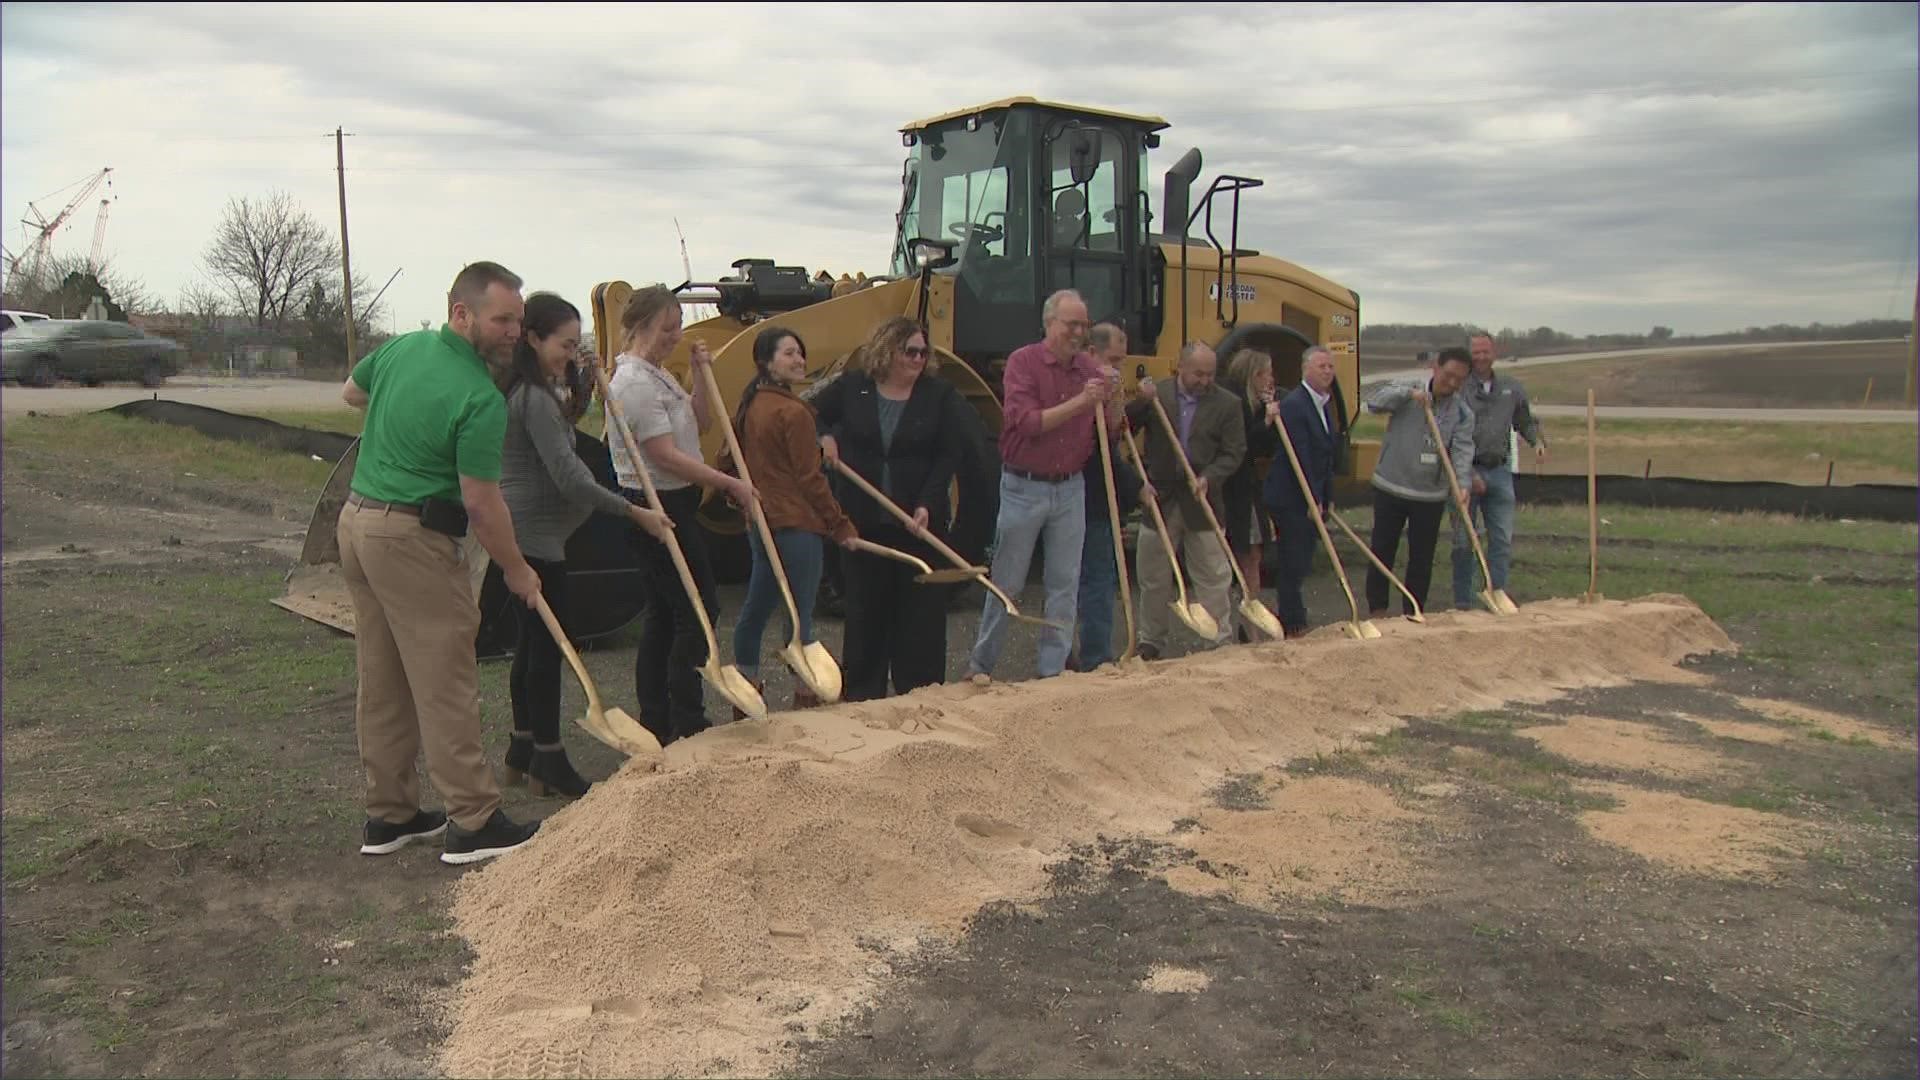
[{"left": 1263, "top": 346, "right": 1341, "bottom": 637}]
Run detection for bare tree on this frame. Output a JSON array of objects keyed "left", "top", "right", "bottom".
[
  {"left": 10, "top": 251, "right": 154, "bottom": 318},
  {"left": 201, "top": 191, "right": 337, "bottom": 330},
  {"left": 178, "top": 277, "right": 230, "bottom": 327}
]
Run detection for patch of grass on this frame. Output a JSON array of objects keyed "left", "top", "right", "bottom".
[
  {"left": 1394, "top": 986, "right": 1436, "bottom": 1009},
  {"left": 1348, "top": 412, "right": 1916, "bottom": 483},
  {"left": 1430, "top": 1005, "right": 1481, "bottom": 1035},
  {"left": 2, "top": 563, "right": 363, "bottom": 886},
  {"left": 1447, "top": 711, "right": 1526, "bottom": 733},
  {"left": 1363, "top": 730, "right": 1420, "bottom": 758},
  {"left": 1, "top": 413, "right": 334, "bottom": 497},
  {"left": 248, "top": 408, "right": 364, "bottom": 436}
]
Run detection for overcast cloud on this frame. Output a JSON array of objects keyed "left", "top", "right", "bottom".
[{"left": 2, "top": 1, "right": 1914, "bottom": 337}]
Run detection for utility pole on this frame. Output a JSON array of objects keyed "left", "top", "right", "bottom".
[{"left": 334, "top": 127, "right": 358, "bottom": 369}]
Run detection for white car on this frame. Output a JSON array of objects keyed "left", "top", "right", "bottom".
[{"left": 1, "top": 310, "right": 51, "bottom": 334}]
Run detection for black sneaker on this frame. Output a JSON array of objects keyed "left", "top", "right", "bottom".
[
  {"left": 359, "top": 810, "right": 448, "bottom": 856},
  {"left": 440, "top": 810, "right": 540, "bottom": 866}
]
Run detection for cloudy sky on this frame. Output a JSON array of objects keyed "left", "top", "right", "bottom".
[{"left": 3, "top": 2, "right": 1914, "bottom": 338}]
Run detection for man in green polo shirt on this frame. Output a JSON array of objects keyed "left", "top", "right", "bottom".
[{"left": 338, "top": 260, "right": 545, "bottom": 866}]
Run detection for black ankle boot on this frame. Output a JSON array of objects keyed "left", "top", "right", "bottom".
[
  {"left": 502, "top": 732, "right": 534, "bottom": 785},
  {"left": 527, "top": 745, "right": 591, "bottom": 800}
]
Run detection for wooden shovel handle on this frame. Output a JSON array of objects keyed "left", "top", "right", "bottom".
[
  {"left": 1586, "top": 388, "right": 1599, "bottom": 596},
  {"left": 1120, "top": 424, "right": 1193, "bottom": 602},
  {"left": 692, "top": 361, "right": 808, "bottom": 641},
  {"left": 1327, "top": 508, "right": 1422, "bottom": 620},
  {"left": 1418, "top": 398, "right": 1498, "bottom": 587},
  {"left": 827, "top": 456, "right": 970, "bottom": 570},
  {"left": 1093, "top": 406, "right": 1137, "bottom": 659},
  {"left": 1145, "top": 393, "right": 1255, "bottom": 598},
  {"left": 827, "top": 455, "right": 1029, "bottom": 618},
  {"left": 1270, "top": 413, "right": 1366, "bottom": 625},
  {"left": 846, "top": 538, "right": 933, "bottom": 575},
  {"left": 591, "top": 363, "right": 725, "bottom": 659},
  {"left": 531, "top": 592, "right": 602, "bottom": 717}
]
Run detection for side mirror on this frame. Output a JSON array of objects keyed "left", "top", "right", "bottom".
[
  {"left": 1069, "top": 131, "right": 1102, "bottom": 186},
  {"left": 909, "top": 237, "right": 959, "bottom": 271}
]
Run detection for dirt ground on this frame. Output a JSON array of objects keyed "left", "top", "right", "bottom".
[{"left": 1, "top": 416, "right": 1915, "bottom": 1079}]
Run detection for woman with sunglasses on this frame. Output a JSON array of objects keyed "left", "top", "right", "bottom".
[{"left": 813, "top": 316, "right": 964, "bottom": 700}]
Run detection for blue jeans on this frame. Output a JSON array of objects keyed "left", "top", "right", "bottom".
[
  {"left": 969, "top": 471, "right": 1086, "bottom": 679},
  {"left": 733, "top": 527, "right": 823, "bottom": 679},
  {"left": 1452, "top": 463, "right": 1516, "bottom": 607},
  {"left": 1072, "top": 514, "right": 1119, "bottom": 670}
]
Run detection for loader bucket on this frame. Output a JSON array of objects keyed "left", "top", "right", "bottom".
[{"left": 273, "top": 430, "right": 650, "bottom": 660}]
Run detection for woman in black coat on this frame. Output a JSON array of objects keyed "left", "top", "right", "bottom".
[
  {"left": 813, "top": 316, "right": 965, "bottom": 700},
  {"left": 1219, "top": 348, "right": 1281, "bottom": 608}
]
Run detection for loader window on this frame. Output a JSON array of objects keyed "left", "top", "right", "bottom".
[
  {"left": 1048, "top": 132, "right": 1123, "bottom": 251},
  {"left": 940, "top": 166, "right": 1009, "bottom": 258}
]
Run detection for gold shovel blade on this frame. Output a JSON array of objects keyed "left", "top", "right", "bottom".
[
  {"left": 1343, "top": 619, "right": 1383, "bottom": 640},
  {"left": 704, "top": 663, "right": 767, "bottom": 718},
  {"left": 789, "top": 641, "right": 843, "bottom": 703},
  {"left": 595, "top": 706, "right": 664, "bottom": 761},
  {"left": 1493, "top": 590, "right": 1521, "bottom": 615},
  {"left": 1171, "top": 601, "right": 1219, "bottom": 642},
  {"left": 1238, "top": 598, "right": 1284, "bottom": 641}
]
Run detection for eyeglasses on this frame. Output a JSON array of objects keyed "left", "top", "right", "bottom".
[{"left": 902, "top": 346, "right": 930, "bottom": 358}]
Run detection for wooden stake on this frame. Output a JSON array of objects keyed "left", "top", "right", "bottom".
[{"left": 1583, "top": 388, "right": 1602, "bottom": 604}]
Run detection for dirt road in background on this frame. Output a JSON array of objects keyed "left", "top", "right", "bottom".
[{"left": 0, "top": 377, "right": 347, "bottom": 420}]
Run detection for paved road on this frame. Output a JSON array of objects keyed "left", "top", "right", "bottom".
[
  {"left": 1, "top": 376, "right": 348, "bottom": 420},
  {"left": 1531, "top": 404, "right": 1916, "bottom": 425},
  {"left": 1362, "top": 337, "right": 1912, "bottom": 386}
]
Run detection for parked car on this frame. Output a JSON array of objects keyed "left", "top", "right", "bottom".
[
  {"left": 0, "top": 319, "right": 183, "bottom": 387},
  {"left": 1, "top": 310, "right": 51, "bottom": 334}
]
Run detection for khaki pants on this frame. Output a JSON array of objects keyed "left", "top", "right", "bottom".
[
  {"left": 338, "top": 501, "right": 501, "bottom": 831},
  {"left": 1136, "top": 507, "right": 1233, "bottom": 649}
]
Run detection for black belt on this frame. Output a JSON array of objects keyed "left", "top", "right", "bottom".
[
  {"left": 347, "top": 493, "right": 422, "bottom": 517},
  {"left": 1004, "top": 465, "right": 1074, "bottom": 483},
  {"left": 1472, "top": 454, "right": 1508, "bottom": 469}
]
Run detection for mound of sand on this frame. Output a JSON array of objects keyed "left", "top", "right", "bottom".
[
  {"left": 443, "top": 598, "right": 1732, "bottom": 1079},
  {"left": 1518, "top": 715, "right": 1735, "bottom": 780},
  {"left": 1577, "top": 781, "right": 1820, "bottom": 878}
]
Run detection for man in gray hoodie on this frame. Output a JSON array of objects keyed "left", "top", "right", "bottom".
[
  {"left": 1452, "top": 331, "right": 1547, "bottom": 610},
  {"left": 1363, "top": 347, "right": 1476, "bottom": 618}
]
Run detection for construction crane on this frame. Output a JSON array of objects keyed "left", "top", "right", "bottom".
[
  {"left": 88, "top": 188, "right": 114, "bottom": 276},
  {"left": 7, "top": 166, "right": 113, "bottom": 294}
]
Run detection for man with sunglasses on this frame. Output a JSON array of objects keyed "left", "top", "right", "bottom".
[{"left": 967, "top": 289, "right": 1116, "bottom": 684}]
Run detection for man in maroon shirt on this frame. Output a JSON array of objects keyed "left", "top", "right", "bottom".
[{"left": 966, "top": 289, "right": 1116, "bottom": 682}]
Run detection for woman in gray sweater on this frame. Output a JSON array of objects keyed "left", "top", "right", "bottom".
[{"left": 498, "top": 292, "right": 669, "bottom": 798}]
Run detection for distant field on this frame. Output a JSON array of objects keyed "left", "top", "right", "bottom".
[
  {"left": 1509, "top": 341, "right": 1911, "bottom": 410},
  {"left": 1350, "top": 413, "right": 1916, "bottom": 485}
]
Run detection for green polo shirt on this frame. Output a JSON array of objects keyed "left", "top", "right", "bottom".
[{"left": 349, "top": 325, "right": 506, "bottom": 505}]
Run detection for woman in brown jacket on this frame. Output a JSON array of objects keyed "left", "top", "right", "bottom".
[{"left": 731, "top": 325, "right": 858, "bottom": 708}]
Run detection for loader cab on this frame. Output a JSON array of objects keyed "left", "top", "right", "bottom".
[{"left": 892, "top": 98, "right": 1166, "bottom": 381}]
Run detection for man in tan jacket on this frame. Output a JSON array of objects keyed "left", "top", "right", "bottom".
[{"left": 1124, "top": 341, "right": 1246, "bottom": 659}]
